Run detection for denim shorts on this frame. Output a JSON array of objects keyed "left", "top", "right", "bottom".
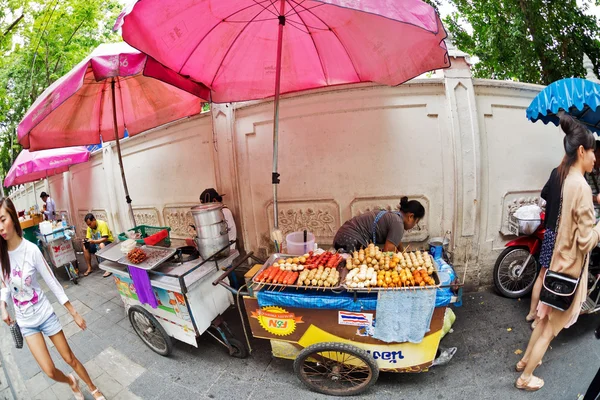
[{"left": 20, "top": 313, "right": 62, "bottom": 338}]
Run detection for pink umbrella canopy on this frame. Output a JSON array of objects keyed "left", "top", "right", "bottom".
[
  {"left": 117, "top": 0, "right": 449, "bottom": 103},
  {"left": 18, "top": 42, "right": 210, "bottom": 151},
  {"left": 4, "top": 147, "right": 90, "bottom": 187}
]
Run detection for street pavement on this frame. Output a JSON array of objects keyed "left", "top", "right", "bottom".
[{"left": 0, "top": 255, "right": 598, "bottom": 400}]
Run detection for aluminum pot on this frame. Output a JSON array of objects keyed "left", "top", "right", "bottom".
[
  {"left": 191, "top": 203, "right": 225, "bottom": 226},
  {"left": 196, "top": 235, "right": 230, "bottom": 259},
  {"left": 196, "top": 221, "right": 229, "bottom": 239}
]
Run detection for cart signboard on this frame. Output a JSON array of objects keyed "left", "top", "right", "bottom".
[
  {"left": 49, "top": 238, "right": 77, "bottom": 266},
  {"left": 243, "top": 297, "right": 444, "bottom": 372}
]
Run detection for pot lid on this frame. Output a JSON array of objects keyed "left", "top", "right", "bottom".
[{"left": 191, "top": 203, "right": 224, "bottom": 213}]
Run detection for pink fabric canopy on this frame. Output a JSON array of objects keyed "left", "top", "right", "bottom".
[
  {"left": 117, "top": 0, "right": 450, "bottom": 103},
  {"left": 4, "top": 147, "right": 90, "bottom": 187},
  {"left": 18, "top": 42, "right": 210, "bottom": 151}
]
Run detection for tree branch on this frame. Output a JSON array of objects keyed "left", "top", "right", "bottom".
[
  {"left": 2, "top": 14, "right": 24, "bottom": 37},
  {"left": 518, "top": 0, "right": 551, "bottom": 83},
  {"left": 51, "top": 18, "right": 86, "bottom": 77}
]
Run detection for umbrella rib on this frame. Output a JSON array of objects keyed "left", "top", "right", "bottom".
[
  {"left": 288, "top": 0, "right": 361, "bottom": 81},
  {"left": 209, "top": 7, "right": 273, "bottom": 88},
  {"left": 287, "top": 0, "right": 328, "bottom": 84},
  {"left": 98, "top": 80, "right": 107, "bottom": 142},
  {"left": 285, "top": 1, "right": 325, "bottom": 17},
  {"left": 180, "top": 1, "right": 272, "bottom": 74},
  {"left": 250, "top": 0, "right": 280, "bottom": 18}
]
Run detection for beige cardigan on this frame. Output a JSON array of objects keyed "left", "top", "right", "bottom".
[{"left": 547, "top": 168, "right": 600, "bottom": 334}]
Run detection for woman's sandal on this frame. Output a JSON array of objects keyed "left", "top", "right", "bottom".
[
  {"left": 515, "top": 375, "right": 544, "bottom": 391},
  {"left": 68, "top": 374, "right": 84, "bottom": 400},
  {"left": 525, "top": 314, "right": 536, "bottom": 322},
  {"left": 515, "top": 359, "right": 542, "bottom": 372},
  {"left": 90, "top": 388, "right": 106, "bottom": 400}
]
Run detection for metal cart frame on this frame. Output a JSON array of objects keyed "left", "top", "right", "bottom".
[{"left": 39, "top": 226, "right": 79, "bottom": 284}]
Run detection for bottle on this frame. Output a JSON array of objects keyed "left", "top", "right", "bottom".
[{"left": 61, "top": 213, "right": 67, "bottom": 228}]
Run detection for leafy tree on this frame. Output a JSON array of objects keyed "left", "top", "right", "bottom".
[
  {"left": 0, "top": 0, "right": 120, "bottom": 184},
  {"left": 443, "top": 0, "right": 600, "bottom": 85}
]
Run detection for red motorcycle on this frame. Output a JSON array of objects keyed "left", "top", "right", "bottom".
[{"left": 493, "top": 215, "right": 544, "bottom": 298}]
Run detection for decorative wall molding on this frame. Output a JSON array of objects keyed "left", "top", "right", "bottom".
[
  {"left": 132, "top": 207, "right": 161, "bottom": 227},
  {"left": 266, "top": 199, "right": 340, "bottom": 246},
  {"left": 162, "top": 204, "right": 196, "bottom": 239},
  {"left": 350, "top": 195, "right": 430, "bottom": 242}
]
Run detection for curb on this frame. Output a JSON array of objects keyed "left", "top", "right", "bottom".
[{"left": 0, "top": 322, "right": 29, "bottom": 399}]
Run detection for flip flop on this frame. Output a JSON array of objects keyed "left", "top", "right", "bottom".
[
  {"left": 83, "top": 270, "right": 92, "bottom": 277},
  {"left": 515, "top": 375, "right": 544, "bottom": 391},
  {"left": 515, "top": 359, "right": 542, "bottom": 372},
  {"left": 90, "top": 388, "right": 106, "bottom": 400},
  {"left": 68, "top": 374, "right": 84, "bottom": 400},
  {"left": 102, "top": 272, "right": 113, "bottom": 278}
]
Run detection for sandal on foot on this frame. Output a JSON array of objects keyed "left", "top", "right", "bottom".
[
  {"left": 102, "top": 272, "right": 112, "bottom": 278},
  {"left": 515, "top": 375, "right": 544, "bottom": 391},
  {"left": 515, "top": 360, "right": 542, "bottom": 372},
  {"left": 90, "top": 389, "right": 106, "bottom": 400},
  {"left": 525, "top": 314, "right": 536, "bottom": 322},
  {"left": 83, "top": 270, "right": 92, "bottom": 277},
  {"left": 68, "top": 374, "right": 84, "bottom": 400}
]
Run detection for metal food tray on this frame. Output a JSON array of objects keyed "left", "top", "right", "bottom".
[
  {"left": 117, "top": 245, "right": 177, "bottom": 271},
  {"left": 342, "top": 268, "right": 441, "bottom": 293},
  {"left": 95, "top": 242, "right": 127, "bottom": 263},
  {"left": 251, "top": 253, "right": 346, "bottom": 291}
]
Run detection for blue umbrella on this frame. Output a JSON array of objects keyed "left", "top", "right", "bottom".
[{"left": 526, "top": 77, "right": 600, "bottom": 134}]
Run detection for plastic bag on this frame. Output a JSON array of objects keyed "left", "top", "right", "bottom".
[{"left": 441, "top": 308, "right": 456, "bottom": 339}]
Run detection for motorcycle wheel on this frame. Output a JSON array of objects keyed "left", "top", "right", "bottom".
[{"left": 493, "top": 246, "right": 539, "bottom": 298}]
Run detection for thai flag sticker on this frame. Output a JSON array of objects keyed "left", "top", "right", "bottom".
[{"left": 338, "top": 311, "right": 373, "bottom": 327}]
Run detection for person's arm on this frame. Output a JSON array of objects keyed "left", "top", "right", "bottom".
[
  {"left": 384, "top": 214, "right": 404, "bottom": 252},
  {"left": 33, "top": 247, "right": 86, "bottom": 329},
  {"left": 574, "top": 185, "right": 600, "bottom": 254},
  {"left": 91, "top": 222, "right": 110, "bottom": 244},
  {"left": 92, "top": 236, "right": 109, "bottom": 245},
  {"left": 0, "top": 280, "right": 13, "bottom": 326},
  {"left": 383, "top": 241, "right": 397, "bottom": 252}
]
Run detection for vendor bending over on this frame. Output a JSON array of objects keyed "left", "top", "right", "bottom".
[
  {"left": 82, "top": 213, "right": 114, "bottom": 278},
  {"left": 333, "top": 197, "right": 425, "bottom": 252}
]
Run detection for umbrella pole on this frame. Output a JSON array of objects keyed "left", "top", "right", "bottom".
[
  {"left": 111, "top": 78, "right": 137, "bottom": 228},
  {"left": 272, "top": 0, "right": 286, "bottom": 231}
]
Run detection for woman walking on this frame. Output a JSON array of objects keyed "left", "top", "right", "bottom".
[
  {"left": 0, "top": 198, "right": 105, "bottom": 399},
  {"left": 516, "top": 116, "right": 600, "bottom": 391}
]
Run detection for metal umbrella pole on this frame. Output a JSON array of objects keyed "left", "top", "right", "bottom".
[
  {"left": 270, "top": 0, "right": 286, "bottom": 250},
  {"left": 110, "top": 78, "right": 137, "bottom": 228}
]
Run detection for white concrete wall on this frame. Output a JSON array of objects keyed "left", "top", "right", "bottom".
[{"left": 9, "top": 57, "right": 565, "bottom": 288}]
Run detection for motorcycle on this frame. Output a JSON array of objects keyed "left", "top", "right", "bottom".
[{"left": 493, "top": 214, "right": 600, "bottom": 314}]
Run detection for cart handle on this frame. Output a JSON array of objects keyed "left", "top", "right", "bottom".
[{"left": 212, "top": 251, "right": 265, "bottom": 296}]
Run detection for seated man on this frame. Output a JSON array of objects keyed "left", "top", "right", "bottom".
[{"left": 82, "top": 213, "right": 114, "bottom": 277}]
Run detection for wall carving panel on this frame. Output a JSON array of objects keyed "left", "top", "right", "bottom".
[
  {"left": 133, "top": 207, "right": 161, "bottom": 227},
  {"left": 350, "top": 196, "right": 430, "bottom": 242},
  {"left": 266, "top": 200, "right": 340, "bottom": 246},
  {"left": 162, "top": 205, "right": 196, "bottom": 238}
]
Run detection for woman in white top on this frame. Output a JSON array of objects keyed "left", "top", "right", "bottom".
[{"left": 0, "top": 198, "right": 105, "bottom": 400}]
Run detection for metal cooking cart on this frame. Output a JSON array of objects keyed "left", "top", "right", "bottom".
[{"left": 39, "top": 226, "right": 79, "bottom": 284}]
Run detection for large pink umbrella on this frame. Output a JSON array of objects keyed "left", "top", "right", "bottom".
[
  {"left": 117, "top": 0, "right": 449, "bottom": 230},
  {"left": 17, "top": 42, "right": 210, "bottom": 226},
  {"left": 4, "top": 147, "right": 90, "bottom": 187}
]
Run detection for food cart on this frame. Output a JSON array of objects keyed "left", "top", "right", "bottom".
[
  {"left": 98, "top": 241, "right": 248, "bottom": 358},
  {"left": 38, "top": 225, "right": 79, "bottom": 284},
  {"left": 214, "top": 246, "right": 460, "bottom": 396}
]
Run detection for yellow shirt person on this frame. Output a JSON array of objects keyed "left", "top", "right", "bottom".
[{"left": 83, "top": 214, "right": 114, "bottom": 277}]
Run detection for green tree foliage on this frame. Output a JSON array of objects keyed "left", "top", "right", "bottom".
[
  {"left": 444, "top": 0, "right": 600, "bottom": 85},
  {"left": 0, "top": 0, "right": 120, "bottom": 183}
]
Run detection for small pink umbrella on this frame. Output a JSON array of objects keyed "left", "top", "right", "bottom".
[
  {"left": 4, "top": 147, "right": 90, "bottom": 187},
  {"left": 17, "top": 42, "right": 210, "bottom": 226},
  {"left": 117, "top": 0, "right": 449, "bottom": 230}
]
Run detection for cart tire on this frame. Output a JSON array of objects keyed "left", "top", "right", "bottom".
[
  {"left": 72, "top": 278, "right": 78, "bottom": 285},
  {"left": 128, "top": 306, "right": 173, "bottom": 356},
  {"left": 227, "top": 338, "right": 248, "bottom": 359},
  {"left": 493, "top": 246, "right": 539, "bottom": 298},
  {"left": 293, "top": 342, "right": 379, "bottom": 396}
]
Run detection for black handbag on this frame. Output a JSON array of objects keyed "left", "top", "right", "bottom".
[
  {"left": 539, "top": 194, "right": 585, "bottom": 312},
  {"left": 540, "top": 268, "right": 582, "bottom": 312},
  {"left": 9, "top": 322, "right": 23, "bottom": 349}
]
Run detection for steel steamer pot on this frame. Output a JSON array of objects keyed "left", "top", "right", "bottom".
[{"left": 190, "top": 203, "right": 230, "bottom": 259}]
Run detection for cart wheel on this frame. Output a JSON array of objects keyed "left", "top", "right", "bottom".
[
  {"left": 128, "top": 306, "right": 173, "bottom": 356},
  {"left": 293, "top": 342, "right": 379, "bottom": 396},
  {"left": 227, "top": 338, "right": 248, "bottom": 359},
  {"left": 72, "top": 278, "right": 78, "bottom": 285}
]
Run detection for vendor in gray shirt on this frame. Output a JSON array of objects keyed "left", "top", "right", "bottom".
[{"left": 334, "top": 197, "right": 425, "bottom": 252}]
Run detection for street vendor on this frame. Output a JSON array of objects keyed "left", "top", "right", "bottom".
[
  {"left": 333, "top": 197, "right": 425, "bottom": 252},
  {"left": 82, "top": 213, "right": 114, "bottom": 278},
  {"left": 586, "top": 140, "right": 600, "bottom": 222},
  {"left": 200, "top": 188, "right": 237, "bottom": 250},
  {"left": 39, "top": 192, "right": 56, "bottom": 221}
]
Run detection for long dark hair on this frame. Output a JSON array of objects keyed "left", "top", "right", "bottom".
[
  {"left": 557, "top": 115, "right": 595, "bottom": 183},
  {"left": 399, "top": 197, "right": 425, "bottom": 220},
  {"left": 0, "top": 198, "right": 22, "bottom": 280}
]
